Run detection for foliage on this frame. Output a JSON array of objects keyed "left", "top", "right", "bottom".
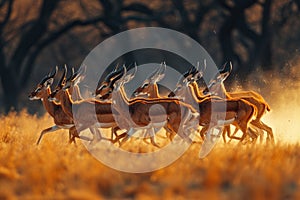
[{"left": 0, "top": 110, "right": 300, "bottom": 199}]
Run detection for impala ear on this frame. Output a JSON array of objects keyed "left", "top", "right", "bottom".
[{"left": 44, "top": 78, "right": 54, "bottom": 87}]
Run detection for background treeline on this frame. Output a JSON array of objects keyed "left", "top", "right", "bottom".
[{"left": 0, "top": 0, "right": 299, "bottom": 113}]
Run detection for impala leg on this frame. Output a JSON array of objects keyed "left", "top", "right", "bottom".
[
  {"left": 140, "top": 127, "right": 160, "bottom": 147},
  {"left": 251, "top": 120, "right": 274, "bottom": 144},
  {"left": 120, "top": 128, "right": 137, "bottom": 146},
  {"left": 113, "top": 132, "right": 127, "bottom": 144},
  {"left": 176, "top": 125, "right": 193, "bottom": 143},
  {"left": 147, "top": 128, "right": 160, "bottom": 148},
  {"left": 111, "top": 126, "right": 123, "bottom": 144},
  {"left": 223, "top": 125, "right": 231, "bottom": 143},
  {"left": 257, "top": 126, "right": 264, "bottom": 144},
  {"left": 228, "top": 126, "right": 240, "bottom": 143},
  {"left": 227, "top": 125, "right": 242, "bottom": 143},
  {"left": 69, "top": 126, "right": 80, "bottom": 144},
  {"left": 143, "top": 127, "right": 160, "bottom": 148},
  {"left": 164, "top": 126, "right": 176, "bottom": 141},
  {"left": 182, "top": 110, "right": 199, "bottom": 139},
  {"left": 36, "top": 125, "right": 60, "bottom": 145},
  {"left": 89, "top": 127, "right": 104, "bottom": 144},
  {"left": 236, "top": 122, "right": 250, "bottom": 145},
  {"left": 248, "top": 126, "right": 259, "bottom": 144},
  {"left": 199, "top": 126, "right": 209, "bottom": 140},
  {"left": 69, "top": 126, "right": 94, "bottom": 144}
]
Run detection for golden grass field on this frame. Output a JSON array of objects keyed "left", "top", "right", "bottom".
[
  {"left": 1, "top": 66, "right": 300, "bottom": 199},
  {"left": 0, "top": 109, "right": 300, "bottom": 200}
]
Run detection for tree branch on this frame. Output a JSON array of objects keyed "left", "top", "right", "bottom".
[
  {"left": 10, "top": 0, "right": 60, "bottom": 76},
  {"left": 0, "top": 0, "right": 14, "bottom": 30},
  {"left": 20, "top": 16, "right": 105, "bottom": 85}
]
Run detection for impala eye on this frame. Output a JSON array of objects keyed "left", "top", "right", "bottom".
[
  {"left": 35, "top": 87, "right": 41, "bottom": 93},
  {"left": 143, "top": 83, "right": 149, "bottom": 88}
]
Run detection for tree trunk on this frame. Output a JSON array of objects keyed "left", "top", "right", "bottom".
[{"left": 0, "top": 67, "right": 20, "bottom": 112}]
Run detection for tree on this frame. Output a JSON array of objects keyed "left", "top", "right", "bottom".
[
  {"left": 0, "top": 0, "right": 151, "bottom": 112},
  {"left": 0, "top": 0, "right": 299, "bottom": 112}
]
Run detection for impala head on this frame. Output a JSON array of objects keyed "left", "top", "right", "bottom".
[
  {"left": 202, "top": 61, "right": 232, "bottom": 95},
  {"left": 168, "top": 65, "right": 198, "bottom": 98},
  {"left": 95, "top": 64, "right": 122, "bottom": 96},
  {"left": 95, "top": 66, "right": 124, "bottom": 99},
  {"left": 49, "top": 65, "right": 68, "bottom": 102},
  {"left": 63, "top": 64, "right": 87, "bottom": 90},
  {"left": 99, "top": 64, "right": 137, "bottom": 98},
  {"left": 28, "top": 66, "right": 57, "bottom": 100},
  {"left": 133, "top": 62, "right": 166, "bottom": 97},
  {"left": 63, "top": 65, "right": 88, "bottom": 96},
  {"left": 115, "top": 64, "right": 137, "bottom": 90}
]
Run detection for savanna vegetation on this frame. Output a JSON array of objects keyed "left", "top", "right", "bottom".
[{"left": 0, "top": 111, "right": 300, "bottom": 199}]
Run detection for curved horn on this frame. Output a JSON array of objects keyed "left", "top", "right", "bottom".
[
  {"left": 216, "top": 61, "right": 232, "bottom": 81},
  {"left": 39, "top": 66, "right": 57, "bottom": 85},
  {"left": 196, "top": 61, "right": 200, "bottom": 72},
  {"left": 146, "top": 63, "right": 161, "bottom": 82},
  {"left": 154, "top": 62, "right": 167, "bottom": 82},
  {"left": 58, "top": 65, "right": 67, "bottom": 87},
  {"left": 66, "top": 67, "right": 75, "bottom": 82},
  {"left": 48, "top": 66, "right": 58, "bottom": 78},
  {"left": 131, "top": 62, "right": 137, "bottom": 78},
  {"left": 219, "top": 61, "right": 232, "bottom": 74},
  {"left": 194, "top": 60, "right": 206, "bottom": 80},
  {"left": 109, "top": 65, "right": 126, "bottom": 88},
  {"left": 105, "top": 63, "right": 122, "bottom": 82},
  {"left": 183, "top": 68, "right": 190, "bottom": 78},
  {"left": 192, "top": 65, "right": 198, "bottom": 75},
  {"left": 159, "top": 62, "right": 166, "bottom": 75}
]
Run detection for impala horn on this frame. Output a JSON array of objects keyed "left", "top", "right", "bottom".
[
  {"left": 155, "top": 62, "right": 166, "bottom": 82},
  {"left": 57, "top": 65, "right": 67, "bottom": 89},
  {"left": 218, "top": 61, "right": 232, "bottom": 81},
  {"left": 39, "top": 66, "right": 58, "bottom": 85},
  {"left": 105, "top": 63, "right": 123, "bottom": 82}
]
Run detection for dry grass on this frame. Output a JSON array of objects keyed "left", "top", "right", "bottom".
[{"left": 0, "top": 110, "right": 299, "bottom": 199}]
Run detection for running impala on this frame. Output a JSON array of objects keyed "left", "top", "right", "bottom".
[
  {"left": 98, "top": 65, "right": 200, "bottom": 147},
  {"left": 28, "top": 67, "right": 82, "bottom": 144},
  {"left": 49, "top": 66, "right": 128, "bottom": 144},
  {"left": 202, "top": 62, "right": 274, "bottom": 144}
]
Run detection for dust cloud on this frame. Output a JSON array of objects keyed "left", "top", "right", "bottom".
[{"left": 232, "top": 59, "right": 300, "bottom": 144}]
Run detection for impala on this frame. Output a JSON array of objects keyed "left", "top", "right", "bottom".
[
  {"left": 180, "top": 81, "right": 257, "bottom": 142},
  {"left": 133, "top": 62, "right": 166, "bottom": 98},
  {"left": 28, "top": 67, "right": 83, "bottom": 145},
  {"left": 202, "top": 62, "right": 274, "bottom": 143},
  {"left": 99, "top": 65, "right": 200, "bottom": 147},
  {"left": 132, "top": 62, "right": 254, "bottom": 143},
  {"left": 50, "top": 66, "right": 132, "bottom": 144},
  {"left": 181, "top": 64, "right": 261, "bottom": 143}
]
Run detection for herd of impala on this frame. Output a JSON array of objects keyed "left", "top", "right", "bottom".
[{"left": 29, "top": 62, "right": 274, "bottom": 147}]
